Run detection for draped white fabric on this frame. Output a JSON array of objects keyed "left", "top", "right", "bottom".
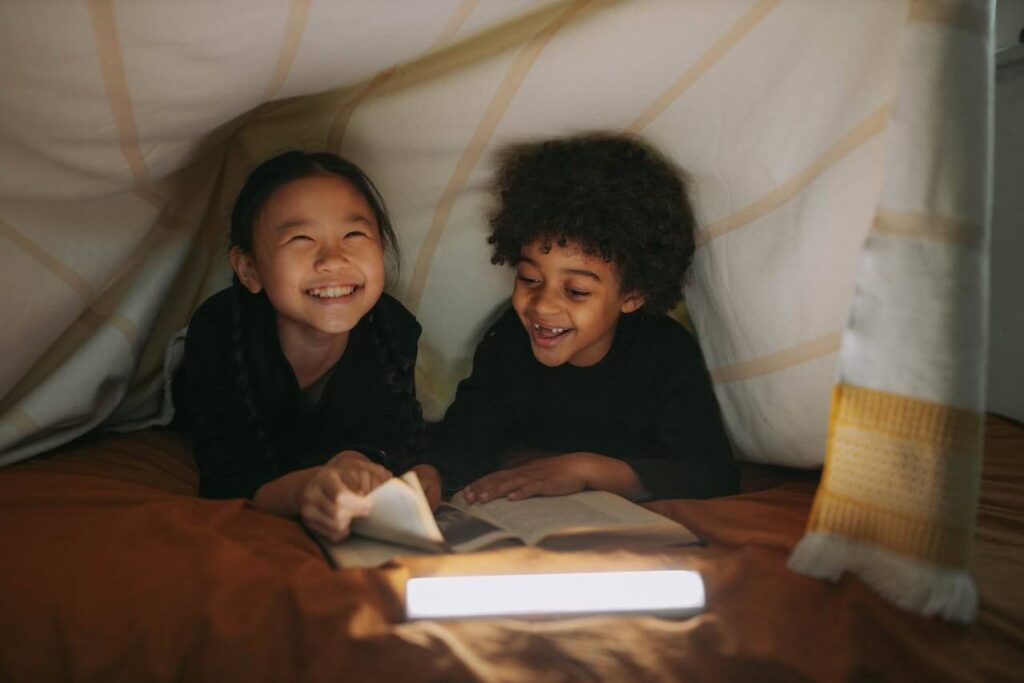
[{"left": 0, "top": 0, "right": 989, "bottom": 474}]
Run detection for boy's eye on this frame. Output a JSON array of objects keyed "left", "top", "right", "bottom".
[
  {"left": 566, "top": 288, "right": 590, "bottom": 299},
  {"left": 516, "top": 274, "right": 540, "bottom": 286},
  {"left": 287, "top": 235, "right": 313, "bottom": 244}
]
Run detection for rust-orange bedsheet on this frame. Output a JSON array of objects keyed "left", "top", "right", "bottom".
[{"left": 1, "top": 417, "right": 1021, "bottom": 682}]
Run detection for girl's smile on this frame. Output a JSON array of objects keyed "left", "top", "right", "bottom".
[{"left": 306, "top": 285, "right": 359, "bottom": 299}]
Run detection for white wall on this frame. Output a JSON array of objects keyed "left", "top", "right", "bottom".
[{"left": 990, "top": 1, "right": 1024, "bottom": 421}]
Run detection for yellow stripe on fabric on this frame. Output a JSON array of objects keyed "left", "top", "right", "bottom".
[
  {"left": 908, "top": 0, "right": 988, "bottom": 35},
  {"left": 627, "top": 0, "right": 781, "bottom": 133},
  {"left": 872, "top": 209, "right": 981, "bottom": 248},
  {"left": 406, "top": 0, "right": 591, "bottom": 313},
  {"left": 89, "top": 3, "right": 202, "bottom": 234},
  {"left": 709, "top": 331, "right": 841, "bottom": 384},
  {"left": 127, "top": 187, "right": 201, "bottom": 235},
  {"left": 0, "top": 217, "right": 95, "bottom": 301},
  {"left": 0, "top": 307, "right": 140, "bottom": 418},
  {"left": 87, "top": 0, "right": 152, "bottom": 190},
  {"left": 697, "top": 104, "right": 890, "bottom": 248},
  {"left": 263, "top": 0, "right": 313, "bottom": 101},
  {"left": 326, "top": 0, "right": 477, "bottom": 153},
  {"left": 326, "top": 67, "right": 398, "bottom": 153},
  {"left": 431, "top": 0, "right": 480, "bottom": 50},
  {"left": 78, "top": 308, "right": 138, "bottom": 348},
  {"left": 105, "top": 314, "right": 140, "bottom": 349},
  {"left": 809, "top": 384, "right": 983, "bottom": 568},
  {"left": 2, "top": 409, "right": 38, "bottom": 438}
]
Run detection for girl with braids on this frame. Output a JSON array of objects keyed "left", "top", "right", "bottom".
[{"left": 178, "top": 150, "right": 440, "bottom": 543}]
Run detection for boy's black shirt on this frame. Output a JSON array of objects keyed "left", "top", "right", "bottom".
[
  {"left": 424, "top": 307, "right": 738, "bottom": 500},
  {"left": 178, "top": 286, "right": 421, "bottom": 500}
]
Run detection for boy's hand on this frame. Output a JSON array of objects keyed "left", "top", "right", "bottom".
[
  {"left": 463, "top": 453, "right": 593, "bottom": 503},
  {"left": 408, "top": 464, "right": 442, "bottom": 511},
  {"left": 462, "top": 452, "right": 646, "bottom": 503},
  {"left": 298, "top": 451, "right": 392, "bottom": 542}
]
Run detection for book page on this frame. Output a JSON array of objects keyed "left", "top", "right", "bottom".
[
  {"left": 451, "top": 490, "right": 697, "bottom": 547},
  {"left": 323, "top": 535, "right": 432, "bottom": 569},
  {"left": 433, "top": 504, "right": 521, "bottom": 553},
  {"left": 350, "top": 472, "right": 445, "bottom": 552}
]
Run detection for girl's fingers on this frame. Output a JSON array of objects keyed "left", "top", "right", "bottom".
[
  {"left": 304, "top": 492, "right": 371, "bottom": 542},
  {"left": 338, "top": 468, "right": 362, "bottom": 493},
  {"left": 370, "top": 465, "right": 392, "bottom": 488},
  {"left": 317, "top": 468, "right": 344, "bottom": 498},
  {"left": 303, "top": 508, "right": 349, "bottom": 542},
  {"left": 336, "top": 490, "right": 372, "bottom": 518}
]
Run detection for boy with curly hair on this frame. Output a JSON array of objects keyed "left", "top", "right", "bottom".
[{"left": 425, "top": 133, "right": 737, "bottom": 502}]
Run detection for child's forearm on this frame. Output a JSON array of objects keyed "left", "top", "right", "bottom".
[
  {"left": 252, "top": 467, "right": 320, "bottom": 517},
  {"left": 580, "top": 453, "right": 647, "bottom": 500}
]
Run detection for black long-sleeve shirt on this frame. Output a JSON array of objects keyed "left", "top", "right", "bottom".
[
  {"left": 178, "top": 286, "right": 421, "bottom": 500},
  {"left": 423, "top": 307, "right": 737, "bottom": 500}
]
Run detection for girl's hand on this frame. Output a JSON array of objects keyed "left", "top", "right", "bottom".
[
  {"left": 326, "top": 449, "right": 393, "bottom": 494},
  {"left": 463, "top": 453, "right": 593, "bottom": 503},
  {"left": 408, "top": 464, "right": 442, "bottom": 511},
  {"left": 298, "top": 451, "right": 392, "bottom": 542}
]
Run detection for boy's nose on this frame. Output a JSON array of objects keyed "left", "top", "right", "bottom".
[{"left": 532, "top": 287, "right": 561, "bottom": 315}]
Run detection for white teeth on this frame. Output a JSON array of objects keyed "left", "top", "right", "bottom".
[
  {"left": 308, "top": 285, "right": 356, "bottom": 298},
  {"left": 533, "top": 323, "right": 567, "bottom": 334}
]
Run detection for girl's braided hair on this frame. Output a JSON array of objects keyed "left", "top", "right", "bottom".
[{"left": 228, "top": 150, "right": 422, "bottom": 471}]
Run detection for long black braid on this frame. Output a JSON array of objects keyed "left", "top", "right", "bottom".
[
  {"left": 227, "top": 149, "right": 413, "bottom": 472},
  {"left": 229, "top": 285, "right": 281, "bottom": 476},
  {"left": 368, "top": 299, "right": 425, "bottom": 469}
]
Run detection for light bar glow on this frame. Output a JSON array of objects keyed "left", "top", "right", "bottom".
[{"left": 406, "top": 570, "right": 704, "bottom": 620}]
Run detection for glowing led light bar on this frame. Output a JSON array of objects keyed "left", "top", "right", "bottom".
[{"left": 405, "top": 570, "right": 704, "bottom": 620}]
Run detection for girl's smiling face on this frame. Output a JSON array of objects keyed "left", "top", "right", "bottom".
[
  {"left": 230, "top": 174, "right": 385, "bottom": 346},
  {"left": 512, "top": 239, "right": 644, "bottom": 367}
]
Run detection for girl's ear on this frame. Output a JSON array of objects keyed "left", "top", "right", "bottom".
[
  {"left": 620, "top": 292, "right": 645, "bottom": 314},
  {"left": 229, "top": 246, "right": 263, "bottom": 294}
]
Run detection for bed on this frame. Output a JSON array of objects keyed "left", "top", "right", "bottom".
[
  {"left": 1, "top": 2, "right": 1012, "bottom": 677},
  {"left": 1, "top": 414, "right": 1020, "bottom": 682}
]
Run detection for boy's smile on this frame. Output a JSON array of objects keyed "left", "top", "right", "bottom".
[{"left": 512, "top": 239, "right": 643, "bottom": 367}]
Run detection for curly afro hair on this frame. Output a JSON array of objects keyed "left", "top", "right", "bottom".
[{"left": 488, "top": 133, "right": 697, "bottom": 316}]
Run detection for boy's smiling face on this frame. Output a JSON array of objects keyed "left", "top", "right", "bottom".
[{"left": 512, "top": 239, "right": 644, "bottom": 367}]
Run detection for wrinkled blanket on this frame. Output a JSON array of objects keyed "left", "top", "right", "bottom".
[{"left": 0, "top": 416, "right": 1021, "bottom": 682}]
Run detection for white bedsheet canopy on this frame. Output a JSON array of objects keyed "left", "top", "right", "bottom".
[{"left": 0, "top": 0, "right": 991, "bottom": 621}]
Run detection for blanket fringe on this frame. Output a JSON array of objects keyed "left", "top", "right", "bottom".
[{"left": 787, "top": 531, "right": 977, "bottom": 623}]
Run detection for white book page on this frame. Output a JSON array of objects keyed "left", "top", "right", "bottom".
[
  {"left": 433, "top": 504, "right": 521, "bottom": 553},
  {"left": 325, "top": 535, "right": 432, "bottom": 569},
  {"left": 452, "top": 490, "right": 695, "bottom": 546},
  {"left": 350, "top": 472, "right": 444, "bottom": 551}
]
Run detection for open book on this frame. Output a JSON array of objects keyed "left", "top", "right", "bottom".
[{"left": 318, "top": 471, "right": 700, "bottom": 568}]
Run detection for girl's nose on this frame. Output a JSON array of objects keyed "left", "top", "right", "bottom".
[{"left": 315, "top": 244, "right": 348, "bottom": 270}]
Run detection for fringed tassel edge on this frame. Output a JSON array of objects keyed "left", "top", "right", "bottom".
[{"left": 787, "top": 531, "right": 977, "bottom": 623}]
